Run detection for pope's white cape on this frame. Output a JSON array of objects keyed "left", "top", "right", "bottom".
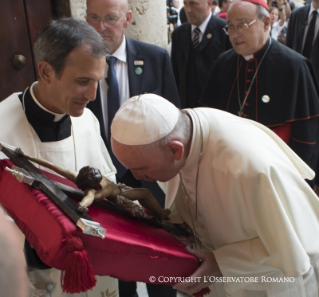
[{"left": 165, "top": 108, "right": 319, "bottom": 296}]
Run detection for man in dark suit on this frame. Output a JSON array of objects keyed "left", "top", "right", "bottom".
[
  {"left": 286, "top": 0, "right": 319, "bottom": 191},
  {"left": 171, "top": 0, "right": 231, "bottom": 108},
  {"left": 86, "top": 0, "right": 179, "bottom": 296},
  {"left": 286, "top": 0, "right": 319, "bottom": 81}
]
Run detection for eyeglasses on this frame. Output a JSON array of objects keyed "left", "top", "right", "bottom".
[
  {"left": 223, "top": 19, "right": 257, "bottom": 35},
  {"left": 86, "top": 13, "right": 126, "bottom": 26}
]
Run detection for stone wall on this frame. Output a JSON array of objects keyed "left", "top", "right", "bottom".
[
  {"left": 70, "top": 0, "right": 87, "bottom": 19},
  {"left": 126, "top": 0, "right": 168, "bottom": 48}
]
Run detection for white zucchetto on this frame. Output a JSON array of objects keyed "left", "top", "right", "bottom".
[{"left": 111, "top": 94, "right": 180, "bottom": 145}]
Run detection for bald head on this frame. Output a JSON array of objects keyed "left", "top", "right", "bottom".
[
  {"left": 183, "top": 0, "right": 212, "bottom": 27},
  {"left": 87, "top": 0, "right": 128, "bottom": 11},
  {"left": 226, "top": 0, "right": 270, "bottom": 56},
  {"left": 86, "top": 0, "right": 132, "bottom": 54}
]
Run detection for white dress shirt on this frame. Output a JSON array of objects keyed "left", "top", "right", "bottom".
[{"left": 191, "top": 13, "right": 212, "bottom": 43}]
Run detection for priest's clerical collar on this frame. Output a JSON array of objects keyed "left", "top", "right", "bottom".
[
  {"left": 19, "top": 82, "right": 71, "bottom": 142},
  {"left": 243, "top": 37, "right": 271, "bottom": 61},
  {"left": 30, "top": 82, "right": 66, "bottom": 122},
  {"left": 243, "top": 54, "right": 254, "bottom": 61}
]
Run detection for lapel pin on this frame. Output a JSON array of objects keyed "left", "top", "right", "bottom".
[
  {"left": 262, "top": 95, "right": 270, "bottom": 103},
  {"left": 135, "top": 67, "right": 143, "bottom": 75},
  {"left": 207, "top": 33, "right": 212, "bottom": 39},
  {"left": 134, "top": 60, "right": 144, "bottom": 65}
]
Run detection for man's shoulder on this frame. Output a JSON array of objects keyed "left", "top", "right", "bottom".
[
  {"left": 272, "top": 40, "right": 307, "bottom": 63},
  {"left": 216, "top": 48, "right": 236, "bottom": 63},
  {"left": 126, "top": 37, "right": 166, "bottom": 54},
  {"left": 290, "top": 4, "right": 310, "bottom": 19},
  {"left": 82, "top": 107, "right": 99, "bottom": 122},
  {"left": 172, "top": 22, "right": 190, "bottom": 37},
  {"left": 0, "top": 93, "right": 22, "bottom": 111},
  {"left": 208, "top": 14, "right": 227, "bottom": 29},
  {"left": 1, "top": 92, "right": 21, "bottom": 101},
  {"left": 71, "top": 108, "right": 101, "bottom": 139}
]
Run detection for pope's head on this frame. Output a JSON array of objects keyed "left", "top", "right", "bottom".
[{"left": 111, "top": 94, "right": 192, "bottom": 182}]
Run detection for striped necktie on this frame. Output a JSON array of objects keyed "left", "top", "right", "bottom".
[{"left": 193, "top": 27, "right": 201, "bottom": 48}]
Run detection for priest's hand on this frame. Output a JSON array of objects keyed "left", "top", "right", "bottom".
[{"left": 173, "top": 248, "right": 222, "bottom": 295}]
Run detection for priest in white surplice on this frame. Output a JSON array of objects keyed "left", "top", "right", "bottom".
[
  {"left": 110, "top": 94, "right": 319, "bottom": 297},
  {"left": 0, "top": 19, "right": 119, "bottom": 297}
]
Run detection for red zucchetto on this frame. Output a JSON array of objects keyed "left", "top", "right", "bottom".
[{"left": 242, "top": 0, "right": 270, "bottom": 11}]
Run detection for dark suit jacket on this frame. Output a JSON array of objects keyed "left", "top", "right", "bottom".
[
  {"left": 87, "top": 37, "right": 180, "bottom": 206},
  {"left": 87, "top": 37, "right": 180, "bottom": 146},
  {"left": 171, "top": 15, "right": 231, "bottom": 107},
  {"left": 286, "top": 5, "right": 319, "bottom": 185},
  {"left": 286, "top": 5, "right": 319, "bottom": 81}
]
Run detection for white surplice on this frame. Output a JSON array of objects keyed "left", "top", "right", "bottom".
[{"left": 0, "top": 93, "right": 118, "bottom": 297}]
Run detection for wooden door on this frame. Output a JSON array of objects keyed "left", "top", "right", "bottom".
[{"left": 0, "top": 0, "right": 52, "bottom": 101}]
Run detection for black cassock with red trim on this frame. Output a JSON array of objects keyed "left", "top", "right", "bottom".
[{"left": 200, "top": 38, "right": 319, "bottom": 184}]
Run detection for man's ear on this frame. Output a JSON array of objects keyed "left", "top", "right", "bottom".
[
  {"left": 124, "top": 11, "right": 133, "bottom": 28},
  {"left": 167, "top": 140, "right": 184, "bottom": 161},
  {"left": 263, "top": 16, "right": 271, "bottom": 31},
  {"left": 37, "top": 61, "right": 55, "bottom": 83}
]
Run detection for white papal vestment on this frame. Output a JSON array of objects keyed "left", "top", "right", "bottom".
[{"left": 165, "top": 108, "right": 319, "bottom": 297}]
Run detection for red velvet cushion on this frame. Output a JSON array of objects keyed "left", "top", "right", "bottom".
[{"left": 0, "top": 159, "right": 199, "bottom": 285}]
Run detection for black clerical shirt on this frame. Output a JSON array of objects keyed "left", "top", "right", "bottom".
[{"left": 18, "top": 88, "right": 71, "bottom": 142}]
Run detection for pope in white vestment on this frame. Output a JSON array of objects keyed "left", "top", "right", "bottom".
[
  {"left": 167, "top": 108, "right": 319, "bottom": 297},
  {"left": 111, "top": 94, "right": 319, "bottom": 297},
  {"left": 0, "top": 87, "right": 119, "bottom": 297}
]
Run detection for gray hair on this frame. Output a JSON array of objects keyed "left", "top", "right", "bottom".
[
  {"left": 141, "top": 111, "right": 191, "bottom": 152},
  {"left": 256, "top": 4, "right": 270, "bottom": 19},
  {"left": 34, "top": 18, "right": 108, "bottom": 78}
]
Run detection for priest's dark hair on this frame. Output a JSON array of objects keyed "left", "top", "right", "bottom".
[{"left": 34, "top": 18, "right": 108, "bottom": 78}]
